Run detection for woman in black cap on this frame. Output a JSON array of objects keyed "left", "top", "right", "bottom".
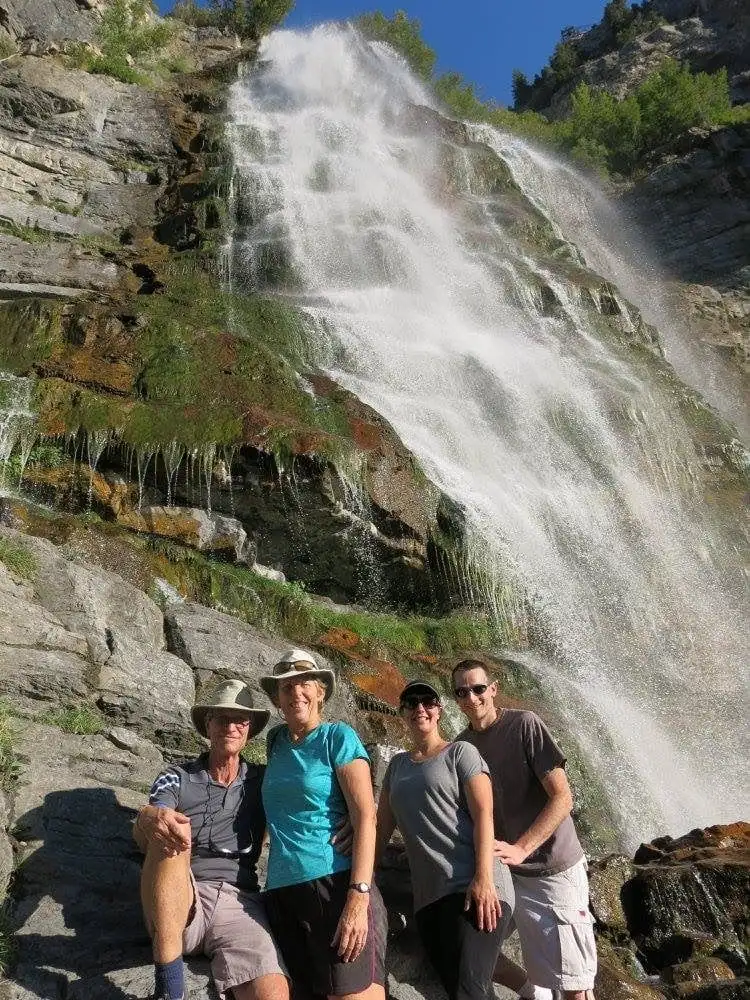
[{"left": 375, "top": 679, "right": 514, "bottom": 1000}]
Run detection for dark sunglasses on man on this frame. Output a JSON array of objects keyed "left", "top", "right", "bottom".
[{"left": 453, "top": 683, "right": 489, "bottom": 699}]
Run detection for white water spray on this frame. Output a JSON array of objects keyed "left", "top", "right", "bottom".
[
  {"left": 228, "top": 26, "right": 749, "bottom": 846},
  {"left": 0, "top": 373, "right": 36, "bottom": 488},
  {"left": 482, "top": 131, "right": 749, "bottom": 439}
]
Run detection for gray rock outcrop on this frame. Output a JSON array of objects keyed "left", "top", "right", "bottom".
[
  {"left": 0, "top": 526, "right": 195, "bottom": 740},
  {"left": 0, "top": 526, "right": 446, "bottom": 1000}
]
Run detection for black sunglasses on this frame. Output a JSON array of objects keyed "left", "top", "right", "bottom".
[
  {"left": 400, "top": 694, "right": 440, "bottom": 711},
  {"left": 453, "top": 683, "right": 489, "bottom": 699}
]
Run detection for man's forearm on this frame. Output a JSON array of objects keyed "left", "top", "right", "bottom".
[
  {"left": 516, "top": 789, "right": 572, "bottom": 857},
  {"left": 133, "top": 804, "right": 158, "bottom": 851}
]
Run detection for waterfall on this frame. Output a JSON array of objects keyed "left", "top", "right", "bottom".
[
  {"left": 0, "top": 373, "right": 36, "bottom": 487},
  {"left": 227, "top": 25, "right": 749, "bottom": 847},
  {"left": 479, "top": 131, "right": 750, "bottom": 440}
]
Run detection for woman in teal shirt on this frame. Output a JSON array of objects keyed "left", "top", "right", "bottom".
[{"left": 260, "top": 648, "right": 387, "bottom": 1000}]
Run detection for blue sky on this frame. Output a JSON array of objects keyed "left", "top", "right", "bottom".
[{"left": 158, "top": 1, "right": 612, "bottom": 106}]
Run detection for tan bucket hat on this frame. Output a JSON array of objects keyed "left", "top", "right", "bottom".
[
  {"left": 191, "top": 678, "right": 271, "bottom": 738},
  {"left": 259, "top": 647, "right": 336, "bottom": 703}
]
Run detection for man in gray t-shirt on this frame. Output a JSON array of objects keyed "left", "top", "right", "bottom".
[{"left": 453, "top": 660, "right": 597, "bottom": 1000}]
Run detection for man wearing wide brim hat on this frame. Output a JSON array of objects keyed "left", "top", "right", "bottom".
[
  {"left": 134, "top": 679, "right": 288, "bottom": 1000},
  {"left": 259, "top": 648, "right": 336, "bottom": 704}
]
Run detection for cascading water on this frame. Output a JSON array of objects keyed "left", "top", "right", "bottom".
[
  {"left": 227, "top": 25, "right": 749, "bottom": 846},
  {"left": 480, "top": 131, "right": 750, "bottom": 440},
  {"left": 0, "top": 373, "right": 36, "bottom": 488}
]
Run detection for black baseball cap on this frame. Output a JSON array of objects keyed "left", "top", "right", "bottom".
[{"left": 399, "top": 679, "right": 441, "bottom": 703}]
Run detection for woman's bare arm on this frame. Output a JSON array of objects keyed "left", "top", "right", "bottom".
[
  {"left": 334, "top": 758, "right": 378, "bottom": 962},
  {"left": 465, "top": 772, "right": 501, "bottom": 932}
]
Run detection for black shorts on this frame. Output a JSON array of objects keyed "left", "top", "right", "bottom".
[{"left": 264, "top": 870, "right": 387, "bottom": 999}]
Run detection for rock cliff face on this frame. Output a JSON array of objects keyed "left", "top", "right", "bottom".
[
  {"left": 536, "top": 0, "right": 750, "bottom": 118},
  {"left": 0, "top": 0, "right": 468, "bottom": 613},
  {"left": 0, "top": 524, "right": 747, "bottom": 1000},
  {"left": 0, "top": 3, "right": 747, "bottom": 998}
]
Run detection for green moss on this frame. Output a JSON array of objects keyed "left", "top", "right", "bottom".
[
  {"left": 124, "top": 268, "right": 351, "bottom": 455},
  {"left": 44, "top": 197, "right": 81, "bottom": 216},
  {"left": 0, "top": 299, "right": 65, "bottom": 373},
  {"left": 149, "top": 538, "right": 512, "bottom": 658},
  {"left": 0, "top": 539, "right": 37, "bottom": 580},
  {"left": 0, "top": 220, "right": 52, "bottom": 244},
  {"left": 41, "top": 704, "right": 105, "bottom": 735},
  {"left": 0, "top": 701, "right": 20, "bottom": 792}
]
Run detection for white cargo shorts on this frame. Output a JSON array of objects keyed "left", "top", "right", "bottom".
[{"left": 511, "top": 858, "right": 597, "bottom": 992}]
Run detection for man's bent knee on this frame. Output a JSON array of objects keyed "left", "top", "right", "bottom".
[{"left": 232, "top": 973, "right": 289, "bottom": 1000}]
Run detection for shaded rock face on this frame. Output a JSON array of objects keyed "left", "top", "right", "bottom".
[
  {"left": 622, "top": 124, "right": 750, "bottom": 294},
  {"left": 0, "top": 525, "right": 195, "bottom": 743},
  {"left": 629, "top": 825, "right": 750, "bottom": 972},
  {"left": 0, "top": 56, "right": 173, "bottom": 297}
]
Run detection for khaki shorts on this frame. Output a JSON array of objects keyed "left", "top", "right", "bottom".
[
  {"left": 184, "top": 875, "right": 288, "bottom": 1000},
  {"left": 512, "top": 858, "right": 597, "bottom": 992}
]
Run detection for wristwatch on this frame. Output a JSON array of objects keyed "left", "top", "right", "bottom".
[{"left": 349, "top": 881, "right": 370, "bottom": 893}]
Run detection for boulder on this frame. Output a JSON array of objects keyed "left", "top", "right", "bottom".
[
  {"left": 589, "top": 853, "right": 636, "bottom": 933},
  {"left": 116, "top": 506, "right": 255, "bottom": 564},
  {"left": 0, "top": 554, "right": 91, "bottom": 711},
  {"left": 595, "top": 938, "right": 668, "bottom": 999},
  {"left": 626, "top": 824, "right": 750, "bottom": 970},
  {"left": 164, "top": 601, "right": 357, "bottom": 727},
  {"left": 0, "top": 526, "right": 195, "bottom": 739},
  {"left": 666, "top": 955, "right": 736, "bottom": 994}
]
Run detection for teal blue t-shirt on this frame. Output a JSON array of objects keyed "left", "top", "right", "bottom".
[{"left": 263, "top": 721, "right": 370, "bottom": 890}]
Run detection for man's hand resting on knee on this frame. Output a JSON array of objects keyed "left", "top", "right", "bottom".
[{"left": 136, "top": 804, "right": 192, "bottom": 856}]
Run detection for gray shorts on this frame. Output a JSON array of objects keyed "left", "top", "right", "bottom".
[
  {"left": 184, "top": 875, "right": 288, "bottom": 999},
  {"left": 512, "top": 858, "right": 597, "bottom": 992}
]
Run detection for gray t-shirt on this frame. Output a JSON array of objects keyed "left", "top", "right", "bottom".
[
  {"left": 457, "top": 709, "right": 583, "bottom": 877},
  {"left": 382, "top": 741, "right": 513, "bottom": 912},
  {"left": 149, "top": 754, "right": 265, "bottom": 891}
]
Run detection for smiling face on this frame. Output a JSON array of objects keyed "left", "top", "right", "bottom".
[
  {"left": 206, "top": 709, "right": 253, "bottom": 756},
  {"left": 277, "top": 675, "right": 325, "bottom": 731},
  {"left": 399, "top": 691, "right": 442, "bottom": 741},
  {"left": 452, "top": 664, "right": 498, "bottom": 730}
]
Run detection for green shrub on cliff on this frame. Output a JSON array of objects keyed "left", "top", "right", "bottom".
[
  {"left": 42, "top": 704, "right": 105, "bottom": 736},
  {"left": 357, "top": 10, "right": 436, "bottom": 80},
  {"left": 0, "top": 701, "right": 20, "bottom": 792},
  {"left": 170, "top": 0, "right": 293, "bottom": 40},
  {"left": 0, "top": 539, "right": 37, "bottom": 580},
  {"left": 560, "top": 60, "right": 734, "bottom": 174},
  {"left": 67, "top": 0, "right": 173, "bottom": 84}
]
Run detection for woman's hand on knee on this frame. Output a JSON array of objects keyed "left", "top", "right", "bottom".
[
  {"left": 465, "top": 876, "right": 502, "bottom": 932},
  {"left": 331, "top": 892, "right": 369, "bottom": 962}
]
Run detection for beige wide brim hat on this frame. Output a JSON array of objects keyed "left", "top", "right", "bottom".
[
  {"left": 259, "top": 647, "right": 336, "bottom": 704},
  {"left": 191, "top": 678, "right": 271, "bottom": 738}
]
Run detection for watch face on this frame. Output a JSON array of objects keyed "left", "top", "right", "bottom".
[{"left": 350, "top": 882, "right": 370, "bottom": 892}]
